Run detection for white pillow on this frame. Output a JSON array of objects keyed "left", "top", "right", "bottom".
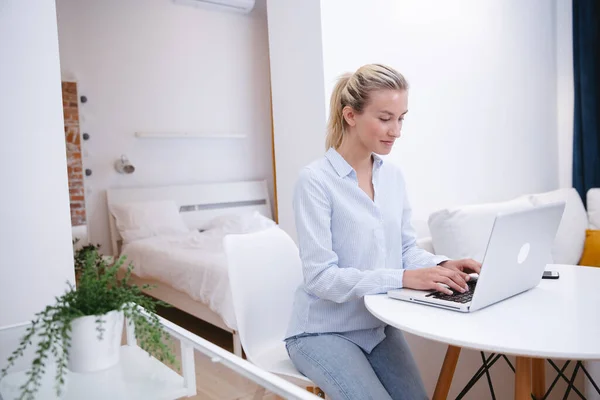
[
  {"left": 588, "top": 188, "right": 600, "bottom": 229},
  {"left": 110, "top": 200, "right": 190, "bottom": 243},
  {"left": 428, "top": 196, "right": 534, "bottom": 262},
  {"left": 204, "top": 211, "right": 275, "bottom": 234},
  {"left": 528, "top": 188, "right": 588, "bottom": 265}
]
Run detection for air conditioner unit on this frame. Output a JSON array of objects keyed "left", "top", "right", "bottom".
[{"left": 172, "top": 0, "right": 255, "bottom": 14}]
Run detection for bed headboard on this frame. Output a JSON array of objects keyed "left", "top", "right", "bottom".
[{"left": 106, "top": 180, "right": 272, "bottom": 257}]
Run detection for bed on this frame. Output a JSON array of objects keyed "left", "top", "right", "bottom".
[{"left": 106, "top": 180, "right": 273, "bottom": 356}]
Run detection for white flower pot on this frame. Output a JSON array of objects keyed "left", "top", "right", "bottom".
[{"left": 68, "top": 310, "right": 124, "bottom": 373}]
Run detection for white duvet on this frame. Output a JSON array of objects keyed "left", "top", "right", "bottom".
[{"left": 120, "top": 230, "right": 238, "bottom": 330}]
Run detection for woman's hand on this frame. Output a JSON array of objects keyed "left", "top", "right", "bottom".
[
  {"left": 439, "top": 259, "right": 482, "bottom": 275},
  {"left": 403, "top": 266, "right": 472, "bottom": 295}
]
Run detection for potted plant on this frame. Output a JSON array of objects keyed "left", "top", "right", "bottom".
[{"left": 0, "top": 242, "right": 176, "bottom": 400}]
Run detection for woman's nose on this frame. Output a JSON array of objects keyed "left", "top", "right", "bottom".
[{"left": 389, "top": 126, "right": 401, "bottom": 138}]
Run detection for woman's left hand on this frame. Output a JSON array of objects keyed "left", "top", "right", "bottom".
[{"left": 439, "top": 259, "right": 482, "bottom": 275}]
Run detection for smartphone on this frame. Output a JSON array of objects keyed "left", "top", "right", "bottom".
[{"left": 542, "top": 270, "right": 560, "bottom": 279}]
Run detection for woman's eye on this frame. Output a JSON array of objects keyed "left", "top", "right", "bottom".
[{"left": 379, "top": 118, "right": 390, "bottom": 122}]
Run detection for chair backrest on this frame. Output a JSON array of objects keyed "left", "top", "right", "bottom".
[{"left": 224, "top": 226, "right": 303, "bottom": 362}]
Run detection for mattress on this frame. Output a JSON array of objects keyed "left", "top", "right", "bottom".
[{"left": 120, "top": 230, "right": 237, "bottom": 330}]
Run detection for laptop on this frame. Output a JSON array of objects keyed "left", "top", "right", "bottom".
[{"left": 387, "top": 202, "right": 565, "bottom": 312}]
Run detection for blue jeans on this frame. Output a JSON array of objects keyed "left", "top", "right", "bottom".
[{"left": 285, "top": 326, "right": 428, "bottom": 400}]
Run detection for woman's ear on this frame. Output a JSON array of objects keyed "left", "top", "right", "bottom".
[{"left": 342, "top": 106, "right": 357, "bottom": 127}]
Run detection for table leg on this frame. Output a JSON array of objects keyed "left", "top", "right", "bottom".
[
  {"left": 433, "top": 345, "right": 461, "bottom": 400},
  {"left": 532, "top": 358, "right": 546, "bottom": 399},
  {"left": 515, "top": 357, "right": 532, "bottom": 400}
]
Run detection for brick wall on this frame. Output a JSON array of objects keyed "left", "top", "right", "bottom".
[{"left": 62, "top": 81, "right": 86, "bottom": 227}]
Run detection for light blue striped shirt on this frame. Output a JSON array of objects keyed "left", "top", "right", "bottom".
[{"left": 285, "top": 148, "right": 448, "bottom": 352}]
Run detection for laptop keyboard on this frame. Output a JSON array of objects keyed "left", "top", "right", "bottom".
[{"left": 426, "top": 279, "right": 478, "bottom": 303}]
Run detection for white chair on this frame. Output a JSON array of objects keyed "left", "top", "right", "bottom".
[{"left": 224, "top": 226, "right": 324, "bottom": 398}]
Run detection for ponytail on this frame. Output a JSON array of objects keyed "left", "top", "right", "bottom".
[{"left": 325, "top": 73, "right": 351, "bottom": 150}]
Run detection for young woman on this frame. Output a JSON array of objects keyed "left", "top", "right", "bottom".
[{"left": 285, "top": 64, "right": 481, "bottom": 400}]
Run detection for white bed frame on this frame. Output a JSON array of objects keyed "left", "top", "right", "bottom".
[{"left": 106, "top": 180, "right": 273, "bottom": 357}]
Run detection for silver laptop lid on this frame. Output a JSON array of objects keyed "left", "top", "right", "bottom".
[{"left": 469, "top": 201, "right": 565, "bottom": 312}]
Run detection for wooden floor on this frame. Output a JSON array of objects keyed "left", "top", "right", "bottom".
[
  {"left": 156, "top": 305, "right": 283, "bottom": 400},
  {"left": 156, "top": 304, "right": 236, "bottom": 353}
]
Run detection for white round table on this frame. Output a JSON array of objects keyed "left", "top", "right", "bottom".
[{"left": 364, "top": 265, "right": 600, "bottom": 400}]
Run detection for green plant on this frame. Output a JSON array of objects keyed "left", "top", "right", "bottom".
[{"left": 0, "top": 242, "right": 176, "bottom": 400}]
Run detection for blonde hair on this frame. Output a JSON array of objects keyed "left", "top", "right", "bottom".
[{"left": 325, "top": 64, "right": 409, "bottom": 150}]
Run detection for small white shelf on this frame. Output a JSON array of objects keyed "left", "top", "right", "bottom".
[
  {"left": 0, "top": 345, "right": 188, "bottom": 400},
  {"left": 135, "top": 132, "right": 247, "bottom": 139}
]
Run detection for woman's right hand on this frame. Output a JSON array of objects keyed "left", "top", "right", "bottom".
[{"left": 403, "top": 266, "right": 471, "bottom": 295}]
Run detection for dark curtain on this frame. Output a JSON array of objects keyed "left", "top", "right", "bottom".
[{"left": 573, "top": 0, "right": 600, "bottom": 207}]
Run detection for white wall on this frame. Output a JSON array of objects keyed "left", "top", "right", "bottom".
[
  {"left": 266, "top": 0, "right": 327, "bottom": 238},
  {"left": 320, "top": 0, "right": 560, "bottom": 237},
  {"left": 556, "top": 0, "right": 574, "bottom": 189},
  {"left": 56, "top": 0, "right": 274, "bottom": 253},
  {"left": 0, "top": 0, "right": 75, "bottom": 326}
]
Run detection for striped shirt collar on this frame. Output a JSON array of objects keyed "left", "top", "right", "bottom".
[{"left": 325, "top": 147, "right": 384, "bottom": 178}]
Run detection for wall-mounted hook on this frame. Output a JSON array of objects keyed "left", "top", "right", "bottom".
[
  {"left": 80, "top": 95, "right": 88, "bottom": 103},
  {"left": 82, "top": 133, "right": 90, "bottom": 141}
]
